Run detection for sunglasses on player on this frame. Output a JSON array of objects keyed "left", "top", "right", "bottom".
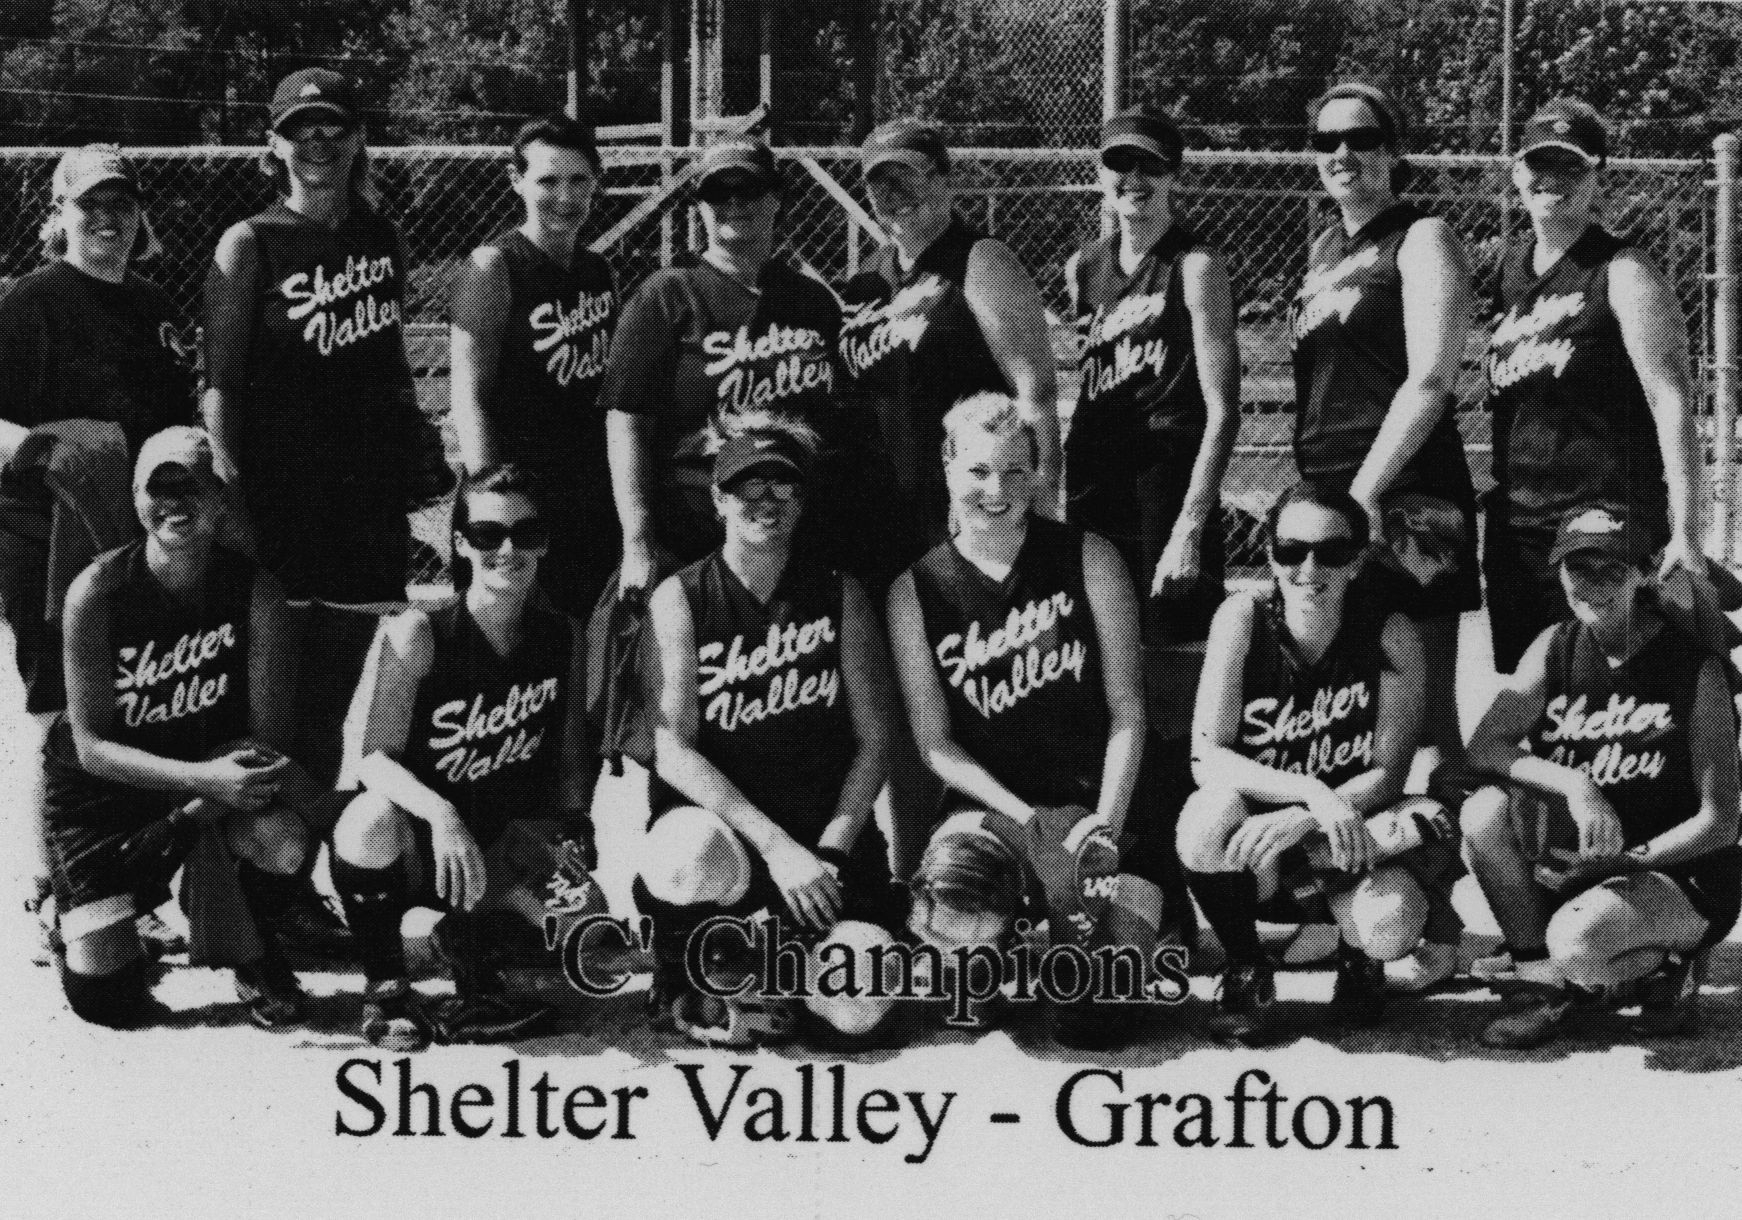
[
  {"left": 460, "top": 518, "right": 550, "bottom": 552},
  {"left": 280, "top": 120, "right": 357, "bottom": 142},
  {"left": 1310, "top": 126, "right": 1388, "bottom": 155},
  {"left": 1102, "top": 147, "right": 1177, "bottom": 177},
  {"left": 143, "top": 468, "right": 208, "bottom": 500},
  {"left": 696, "top": 176, "right": 773, "bottom": 207},
  {"left": 723, "top": 476, "right": 800, "bottom": 503},
  {"left": 1270, "top": 537, "right": 1362, "bottom": 568}
]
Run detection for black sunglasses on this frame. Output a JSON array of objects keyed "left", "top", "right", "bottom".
[
  {"left": 144, "top": 470, "right": 205, "bottom": 499},
  {"left": 281, "top": 120, "right": 356, "bottom": 142},
  {"left": 1310, "top": 126, "right": 1388, "bottom": 154},
  {"left": 461, "top": 517, "right": 550, "bottom": 552},
  {"left": 1103, "top": 147, "right": 1176, "bottom": 176},
  {"left": 696, "top": 177, "right": 772, "bottom": 207},
  {"left": 1270, "top": 537, "right": 1362, "bottom": 568},
  {"left": 723, "top": 476, "right": 799, "bottom": 503}
]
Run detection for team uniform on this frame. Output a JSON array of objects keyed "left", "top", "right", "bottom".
[
  {"left": 41, "top": 540, "right": 253, "bottom": 939},
  {"left": 1519, "top": 617, "right": 1742, "bottom": 945},
  {"left": 598, "top": 259, "right": 843, "bottom": 568},
  {"left": 215, "top": 202, "right": 419, "bottom": 603},
  {"left": 1290, "top": 202, "right": 1479, "bottom": 620},
  {"left": 467, "top": 230, "right": 617, "bottom": 616},
  {"left": 1066, "top": 225, "right": 1224, "bottom": 644},
  {"left": 0, "top": 261, "right": 195, "bottom": 711},
  {"left": 1484, "top": 226, "right": 1671, "bottom": 671},
  {"left": 839, "top": 216, "right": 1012, "bottom": 581}
]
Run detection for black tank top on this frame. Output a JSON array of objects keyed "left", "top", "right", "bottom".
[
  {"left": 1290, "top": 202, "right": 1472, "bottom": 504},
  {"left": 1067, "top": 226, "right": 1207, "bottom": 488},
  {"left": 1236, "top": 591, "right": 1385, "bottom": 791},
  {"left": 1529, "top": 617, "right": 1710, "bottom": 846},
  {"left": 403, "top": 601, "right": 573, "bottom": 832},
  {"left": 47, "top": 540, "right": 254, "bottom": 771},
  {"left": 652, "top": 550, "right": 855, "bottom": 841},
  {"left": 840, "top": 216, "right": 1012, "bottom": 541},
  {"left": 910, "top": 518, "right": 1107, "bottom": 808},
  {"left": 1487, "top": 225, "right": 1667, "bottom": 530}
]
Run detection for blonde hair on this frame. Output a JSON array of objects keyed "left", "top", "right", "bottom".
[{"left": 941, "top": 391, "right": 1038, "bottom": 467}]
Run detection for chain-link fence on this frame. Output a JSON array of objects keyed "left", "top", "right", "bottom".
[{"left": 0, "top": 141, "right": 1721, "bottom": 587}]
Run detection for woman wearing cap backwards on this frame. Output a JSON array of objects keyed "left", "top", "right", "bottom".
[
  {"left": 1291, "top": 81, "right": 1477, "bottom": 787},
  {"left": 449, "top": 115, "right": 617, "bottom": 619},
  {"left": 1483, "top": 99, "right": 1706, "bottom": 676},
  {"left": 46, "top": 427, "right": 322, "bottom": 1029},
  {"left": 0, "top": 144, "right": 195, "bottom": 957},
  {"left": 640, "top": 418, "right": 896, "bottom": 1046},
  {"left": 1462, "top": 501, "right": 1739, "bottom": 1049},
  {"left": 204, "top": 68, "right": 419, "bottom": 604},
  {"left": 601, "top": 138, "right": 848, "bottom": 592}
]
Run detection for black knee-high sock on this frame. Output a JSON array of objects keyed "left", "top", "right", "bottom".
[
  {"left": 331, "top": 857, "right": 409, "bottom": 984},
  {"left": 436, "top": 908, "right": 488, "bottom": 995},
  {"left": 632, "top": 876, "right": 710, "bottom": 968},
  {"left": 1186, "top": 870, "right": 1263, "bottom": 966}
]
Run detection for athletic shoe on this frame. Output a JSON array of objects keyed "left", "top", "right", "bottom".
[
  {"left": 1468, "top": 947, "right": 1516, "bottom": 980},
  {"left": 1207, "top": 962, "right": 1276, "bottom": 1047},
  {"left": 135, "top": 910, "right": 187, "bottom": 960},
  {"left": 361, "top": 978, "right": 431, "bottom": 1052},
  {"left": 264, "top": 887, "right": 354, "bottom": 962},
  {"left": 25, "top": 886, "right": 59, "bottom": 968},
  {"left": 233, "top": 952, "right": 307, "bottom": 1029},
  {"left": 1629, "top": 951, "right": 1705, "bottom": 1037},
  {"left": 1481, "top": 985, "right": 1583, "bottom": 1049},
  {"left": 423, "top": 992, "right": 557, "bottom": 1045},
  {"left": 1383, "top": 940, "right": 1460, "bottom": 993},
  {"left": 669, "top": 988, "right": 796, "bottom": 1048},
  {"left": 429, "top": 914, "right": 509, "bottom": 997},
  {"left": 1332, "top": 947, "right": 1387, "bottom": 1025}
]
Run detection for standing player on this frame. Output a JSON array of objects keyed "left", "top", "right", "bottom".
[
  {"left": 1483, "top": 99, "right": 1706, "bottom": 674},
  {"left": 204, "top": 68, "right": 420, "bottom": 605},
  {"left": 47, "top": 427, "right": 318, "bottom": 1028},
  {"left": 1463, "top": 503, "right": 1739, "bottom": 1048},
  {"left": 449, "top": 115, "right": 617, "bottom": 618},
  {"left": 886, "top": 393, "right": 1150, "bottom": 1046},
  {"left": 1290, "top": 81, "right": 1477, "bottom": 783},
  {"left": 1180, "top": 482, "right": 1462, "bottom": 1045},
  {"left": 331, "top": 464, "right": 594, "bottom": 1049},
  {"left": 640, "top": 423, "right": 894, "bottom": 1046}
]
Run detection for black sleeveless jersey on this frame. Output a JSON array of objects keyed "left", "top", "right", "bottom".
[
  {"left": 839, "top": 216, "right": 1012, "bottom": 535},
  {"left": 477, "top": 228, "right": 615, "bottom": 470},
  {"left": 1290, "top": 202, "right": 1472, "bottom": 504},
  {"left": 403, "top": 601, "right": 573, "bottom": 832},
  {"left": 1236, "top": 591, "right": 1385, "bottom": 791},
  {"left": 1067, "top": 225, "right": 1207, "bottom": 488},
  {"left": 1528, "top": 617, "right": 1713, "bottom": 846},
  {"left": 910, "top": 518, "right": 1107, "bottom": 809},
  {"left": 652, "top": 550, "right": 855, "bottom": 842},
  {"left": 47, "top": 540, "right": 254, "bottom": 771},
  {"left": 1486, "top": 225, "right": 1667, "bottom": 530}
]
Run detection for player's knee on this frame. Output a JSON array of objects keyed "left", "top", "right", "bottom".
[
  {"left": 1546, "top": 885, "right": 1637, "bottom": 985},
  {"left": 1459, "top": 787, "right": 1515, "bottom": 864},
  {"left": 1333, "top": 866, "right": 1429, "bottom": 961},
  {"left": 805, "top": 919, "right": 899, "bottom": 1038},
  {"left": 1176, "top": 787, "right": 1249, "bottom": 872},
  {"left": 641, "top": 807, "right": 752, "bottom": 907},
  {"left": 228, "top": 808, "right": 307, "bottom": 875},
  {"left": 332, "top": 790, "right": 411, "bottom": 867},
  {"left": 59, "top": 954, "right": 153, "bottom": 1029}
]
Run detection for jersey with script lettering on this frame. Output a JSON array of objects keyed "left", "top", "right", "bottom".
[
  {"left": 911, "top": 517, "right": 1108, "bottom": 809},
  {"left": 1066, "top": 225, "right": 1206, "bottom": 489},
  {"left": 402, "top": 600, "right": 573, "bottom": 836},
  {"left": 45, "top": 539, "right": 254, "bottom": 779},
  {"left": 1527, "top": 616, "right": 1709, "bottom": 845},
  {"left": 1289, "top": 202, "right": 1473, "bottom": 505},
  {"left": 1236, "top": 590, "right": 1385, "bottom": 790},
  {"left": 839, "top": 216, "right": 1012, "bottom": 557},
  {"left": 651, "top": 550, "right": 854, "bottom": 842},
  {"left": 1486, "top": 225, "right": 1666, "bottom": 530}
]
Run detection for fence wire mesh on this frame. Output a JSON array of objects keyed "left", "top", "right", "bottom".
[{"left": 0, "top": 143, "right": 1714, "bottom": 587}]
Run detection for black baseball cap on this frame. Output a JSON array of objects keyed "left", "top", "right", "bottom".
[
  {"left": 714, "top": 430, "right": 810, "bottom": 488},
  {"left": 696, "top": 138, "right": 782, "bottom": 190},
  {"left": 861, "top": 118, "right": 951, "bottom": 176},
  {"left": 1549, "top": 503, "right": 1653, "bottom": 567},
  {"left": 1101, "top": 107, "right": 1184, "bottom": 169},
  {"left": 1518, "top": 100, "right": 1606, "bottom": 167},
  {"left": 271, "top": 68, "right": 360, "bottom": 131}
]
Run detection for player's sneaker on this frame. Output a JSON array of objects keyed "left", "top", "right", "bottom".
[
  {"left": 1332, "top": 946, "right": 1387, "bottom": 1025},
  {"left": 429, "top": 914, "right": 508, "bottom": 997},
  {"left": 26, "top": 885, "right": 59, "bottom": 968},
  {"left": 423, "top": 992, "right": 557, "bottom": 1045},
  {"left": 1383, "top": 940, "right": 1459, "bottom": 993},
  {"left": 135, "top": 910, "right": 187, "bottom": 960},
  {"left": 262, "top": 881, "right": 353, "bottom": 962},
  {"left": 670, "top": 988, "right": 796, "bottom": 1048},
  {"left": 1468, "top": 946, "right": 1515, "bottom": 981},
  {"left": 1481, "top": 982, "right": 1596, "bottom": 1049},
  {"left": 1208, "top": 962, "right": 1276, "bottom": 1047},
  {"left": 234, "top": 950, "right": 306, "bottom": 1029},
  {"left": 1629, "top": 951, "right": 1705, "bottom": 1037},
  {"left": 360, "top": 978, "right": 431, "bottom": 1052}
]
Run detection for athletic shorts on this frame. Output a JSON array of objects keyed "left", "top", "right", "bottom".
[
  {"left": 0, "top": 527, "right": 62, "bottom": 713},
  {"left": 43, "top": 771, "right": 197, "bottom": 942}
]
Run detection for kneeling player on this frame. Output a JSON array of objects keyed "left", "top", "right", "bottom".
[
  {"left": 48, "top": 427, "right": 319, "bottom": 1028},
  {"left": 641, "top": 422, "right": 897, "bottom": 1046},
  {"left": 1463, "top": 504, "right": 1740, "bottom": 1048},
  {"left": 1179, "top": 481, "right": 1462, "bottom": 1046},
  {"left": 886, "top": 393, "right": 1153, "bottom": 1047},
  {"left": 333, "top": 464, "right": 597, "bottom": 1050}
]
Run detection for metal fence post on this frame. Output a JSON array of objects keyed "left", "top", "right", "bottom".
[{"left": 1714, "top": 133, "right": 1738, "bottom": 563}]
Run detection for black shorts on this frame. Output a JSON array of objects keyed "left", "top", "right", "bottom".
[
  {"left": 1481, "top": 511, "right": 1569, "bottom": 674},
  {"left": 0, "top": 527, "right": 63, "bottom": 713},
  {"left": 399, "top": 812, "right": 514, "bottom": 910},
  {"left": 44, "top": 769, "right": 197, "bottom": 941}
]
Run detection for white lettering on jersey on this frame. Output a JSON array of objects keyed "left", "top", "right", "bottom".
[
  {"left": 936, "top": 592, "right": 1088, "bottom": 718},
  {"left": 530, "top": 289, "right": 614, "bottom": 387},
  {"left": 1240, "top": 681, "right": 1375, "bottom": 778},
  {"left": 1487, "top": 292, "right": 1586, "bottom": 389},
  {"left": 114, "top": 623, "right": 239, "bottom": 729},
  {"left": 700, "top": 322, "right": 833, "bottom": 412},
  {"left": 280, "top": 253, "right": 402, "bottom": 356},
  {"left": 838, "top": 278, "right": 945, "bottom": 377},
  {"left": 1292, "top": 246, "right": 1379, "bottom": 341},
  {"left": 697, "top": 616, "right": 841, "bottom": 733}
]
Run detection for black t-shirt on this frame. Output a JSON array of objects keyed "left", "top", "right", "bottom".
[
  {"left": 1235, "top": 590, "right": 1386, "bottom": 791},
  {"left": 0, "top": 261, "right": 195, "bottom": 519},
  {"left": 403, "top": 600, "right": 573, "bottom": 837},
  {"left": 1290, "top": 202, "right": 1472, "bottom": 505},
  {"left": 910, "top": 517, "right": 1108, "bottom": 809},
  {"left": 651, "top": 549, "right": 855, "bottom": 842},
  {"left": 1487, "top": 225, "right": 1667, "bottom": 531},
  {"left": 1067, "top": 225, "right": 1208, "bottom": 489}
]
